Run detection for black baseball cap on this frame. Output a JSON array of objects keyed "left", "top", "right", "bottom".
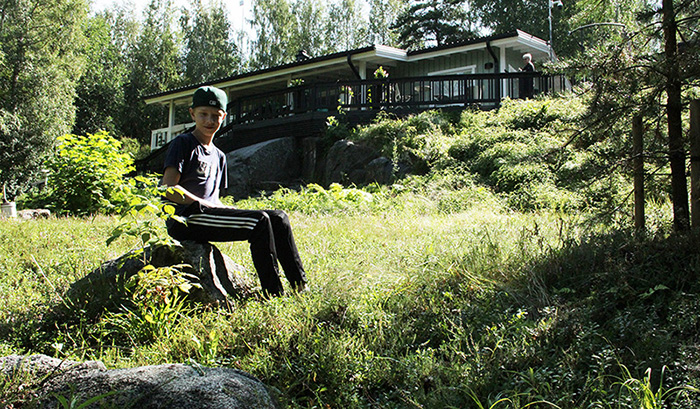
[{"left": 191, "top": 86, "right": 228, "bottom": 110}]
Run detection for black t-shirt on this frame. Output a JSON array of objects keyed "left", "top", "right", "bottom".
[{"left": 163, "top": 132, "right": 227, "bottom": 210}]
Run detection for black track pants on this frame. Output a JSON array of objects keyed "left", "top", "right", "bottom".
[{"left": 167, "top": 202, "right": 307, "bottom": 296}]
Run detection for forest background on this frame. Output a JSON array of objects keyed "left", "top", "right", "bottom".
[{"left": 1, "top": 0, "right": 681, "bottom": 200}]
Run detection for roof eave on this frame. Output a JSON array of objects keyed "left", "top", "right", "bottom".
[{"left": 146, "top": 45, "right": 406, "bottom": 105}]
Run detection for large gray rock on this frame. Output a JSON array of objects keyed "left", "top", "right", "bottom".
[
  {"left": 226, "top": 137, "right": 301, "bottom": 199},
  {"left": 66, "top": 242, "right": 256, "bottom": 319},
  {"left": 0, "top": 354, "right": 277, "bottom": 409},
  {"left": 365, "top": 156, "right": 394, "bottom": 185},
  {"left": 323, "top": 139, "right": 380, "bottom": 186}
]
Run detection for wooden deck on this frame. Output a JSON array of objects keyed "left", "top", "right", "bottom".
[
  {"left": 228, "top": 72, "right": 567, "bottom": 125},
  {"left": 138, "top": 72, "right": 567, "bottom": 173}
]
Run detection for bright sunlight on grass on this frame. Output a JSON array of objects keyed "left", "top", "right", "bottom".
[{"left": 2, "top": 181, "right": 699, "bottom": 408}]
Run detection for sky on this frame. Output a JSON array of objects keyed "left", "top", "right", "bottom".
[{"left": 90, "top": 0, "right": 252, "bottom": 34}]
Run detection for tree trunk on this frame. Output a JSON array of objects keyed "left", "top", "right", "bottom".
[
  {"left": 691, "top": 100, "right": 700, "bottom": 228},
  {"left": 663, "top": 0, "right": 690, "bottom": 231},
  {"left": 633, "top": 115, "right": 645, "bottom": 230}
]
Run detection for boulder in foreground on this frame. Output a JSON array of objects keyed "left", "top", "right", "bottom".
[{"left": 0, "top": 354, "right": 277, "bottom": 409}]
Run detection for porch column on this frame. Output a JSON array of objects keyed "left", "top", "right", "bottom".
[
  {"left": 500, "top": 47, "right": 507, "bottom": 99},
  {"left": 359, "top": 61, "right": 367, "bottom": 80},
  {"left": 168, "top": 100, "right": 175, "bottom": 143},
  {"left": 286, "top": 75, "right": 294, "bottom": 109},
  {"left": 359, "top": 61, "right": 367, "bottom": 109}
]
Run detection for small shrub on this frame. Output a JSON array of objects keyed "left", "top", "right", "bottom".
[
  {"left": 233, "top": 183, "right": 375, "bottom": 214},
  {"left": 491, "top": 162, "right": 553, "bottom": 193},
  {"left": 120, "top": 137, "right": 151, "bottom": 160},
  {"left": 98, "top": 264, "right": 199, "bottom": 345},
  {"left": 43, "top": 131, "right": 135, "bottom": 215},
  {"left": 351, "top": 111, "right": 454, "bottom": 173},
  {"left": 107, "top": 175, "right": 181, "bottom": 250}
]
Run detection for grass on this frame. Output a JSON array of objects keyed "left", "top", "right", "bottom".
[{"left": 1, "top": 186, "right": 699, "bottom": 408}]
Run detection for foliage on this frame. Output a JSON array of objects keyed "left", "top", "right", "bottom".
[
  {"left": 99, "top": 264, "right": 199, "bottom": 345},
  {"left": 449, "top": 97, "right": 598, "bottom": 211},
  {"left": 120, "top": 0, "right": 180, "bottom": 144},
  {"left": 73, "top": 14, "right": 127, "bottom": 137},
  {"left": 180, "top": 0, "right": 242, "bottom": 84},
  {"left": 558, "top": 0, "right": 700, "bottom": 230},
  {"left": 233, "top": 183, "right": 376, "bottom": 214},
  {"left": 106, "top": 175, "right": 182, "bottom": 249},
  {"left": 0, "top": 0, "right": 88, "bottom": 198},
  {"left": 42, "top": 131, "right": 135, "bottom": 215},
  {"left": 119, "top": 137, "right": 151, "bottom": 161},
  {"left": 613, "top": 365, "right": 700, "bottom": 409},
  {"left": 0, "top": 369, "right": 41, "bottom": 408},
  {"left": 373, "top": 65, "right": 388, "bottom": 79},
  {"left": 561, "top": 0, "right": 647, "bottom": 60},
  {"left": 343, "top": 96, "right": 629, "bottom": 213},
  {"left": 52, "top": 387, "right": 120, "bottom": 409},
  {"left": 351, "top": 110, "right": 456, "bottom": 175},
  {"left": 392, "top": 0, "right": 477, "bottom": 49},
  {"left": 472, "top": 0, "right": 572, "bottom": 58},
  {"left": 248, "top": 0, "right": 368, "bottom": 69},
  {"left": 1, "top": 178, "right": 699, "bottom": 407},
  {"left": 367, "top": 0, "right": 403, "bottom": 46},
  {"left": 324, "top": 0, "right": 368, "bottom": 52},
  {"left": 290, "top": 0, "right": 327, "bottom": 58},
  {"left": 248, "top": 0, "right": 299, "bottom": 69}
]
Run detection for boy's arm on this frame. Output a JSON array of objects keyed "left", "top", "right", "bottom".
[{"left": 161, "top": 167, "right": 223, "bottom": 208}]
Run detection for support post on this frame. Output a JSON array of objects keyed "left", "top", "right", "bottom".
[
  {"left": 168, "top": 101, "right": 175, "bottom": 143},
  {"left": 690, "top": 100, "right": 700, "bottom": 228},
  {"left": 633, "top": 115, "right": 645, "bottom": 230}
]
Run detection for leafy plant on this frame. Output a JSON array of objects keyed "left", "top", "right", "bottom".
[
  {"left": 233, "top": 183, "right": 375, "bottom": 214},
  {"left": 190, "top": 329, "right": 220, "bottom": 365},
  {"left": 615, "top": 365, "right": 700, "bottom": 409},
  {"left": 52, "top": 387, "right": 120, "bottom": 409},
  {"left": 289, "top": 78, "right": 304, "bottom": 87},
  {"left": 43, "top": 131, "right": 135, "bottom": 215},
  {"left": 373, "top": 66, "right": 388, "bottom": 79},
  {"left": 106, "top": 175, "right": 184, "bottom": 250},
  {"left": 351, "top": 110, "right": 454, "bottom": 174},
  {"left": 100, "top": 264, "right": 199, "bottom": 344},
  {"left": 0, "top": 369, "right": 40, "bottom": 408},
  {"left": 337, "top": 85, "right": 355, "bottom": 111}
]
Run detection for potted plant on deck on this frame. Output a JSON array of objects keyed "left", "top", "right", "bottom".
[{"left": 370, "top": 66, "right": 389, "bottom": 110}]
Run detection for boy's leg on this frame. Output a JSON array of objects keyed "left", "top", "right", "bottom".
[
  {"left": 264, "top": 210, "right": 307, "bottom": 288},
  {"left": 169, "top": 204, "right": 285, "bottom": 295}
]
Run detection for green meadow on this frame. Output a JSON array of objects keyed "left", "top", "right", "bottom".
[{"left": 2, "top": 97, "right": 700, "bottom": 408}]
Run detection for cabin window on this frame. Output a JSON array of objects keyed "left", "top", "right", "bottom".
[
  {"left": 427, "top": 65, "right": 477, "bottom": 76},
  {"left": 427, "top": 65, "right": 478, "bottom": 100}
]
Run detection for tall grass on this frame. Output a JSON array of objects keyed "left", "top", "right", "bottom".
[{"left": 1, "top": 186, "right": 698, "bottom": 408}]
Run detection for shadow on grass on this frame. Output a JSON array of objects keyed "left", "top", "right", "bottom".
[{"left": 487, "top": 228, "right": 700, "bottom": 405}]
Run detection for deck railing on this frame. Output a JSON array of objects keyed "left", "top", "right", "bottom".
[
  {"left": 149, "top": 72, "right": 568, "bottom": 151},
  {"left": 228, "top": 72, "right": 568, "bottom": 125}
]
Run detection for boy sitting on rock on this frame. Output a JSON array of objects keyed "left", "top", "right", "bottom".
[{"left": 161, "top": 86, "right": 307, "bottom": 297}]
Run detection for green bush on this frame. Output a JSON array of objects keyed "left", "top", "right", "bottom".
[
  {"left": 43, "top": 131, "right": 135, "bottom": 215},
  {"left": 336, "top": 94, "right": 630, "bottom": 214},
  {"left": 232, "top": 183, "right": 376, "bottom": 214},
  {"left": 351, "top": 111, "right": 455, "bottom": 174},
  {"left": 120, "top": 137, "right": 151, "bottom": 161}
]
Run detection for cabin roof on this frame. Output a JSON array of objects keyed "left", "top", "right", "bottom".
[{"left": 144, "top": 29, "right": 551, "bottom": 106}]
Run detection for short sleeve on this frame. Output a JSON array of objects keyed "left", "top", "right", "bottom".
[{"left": 163, "top": 136, "right": 186, "bottom": 173}]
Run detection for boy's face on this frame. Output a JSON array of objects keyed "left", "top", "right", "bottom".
[{"left": 189, "top": 106, "right": 226, "bottom": 139}]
